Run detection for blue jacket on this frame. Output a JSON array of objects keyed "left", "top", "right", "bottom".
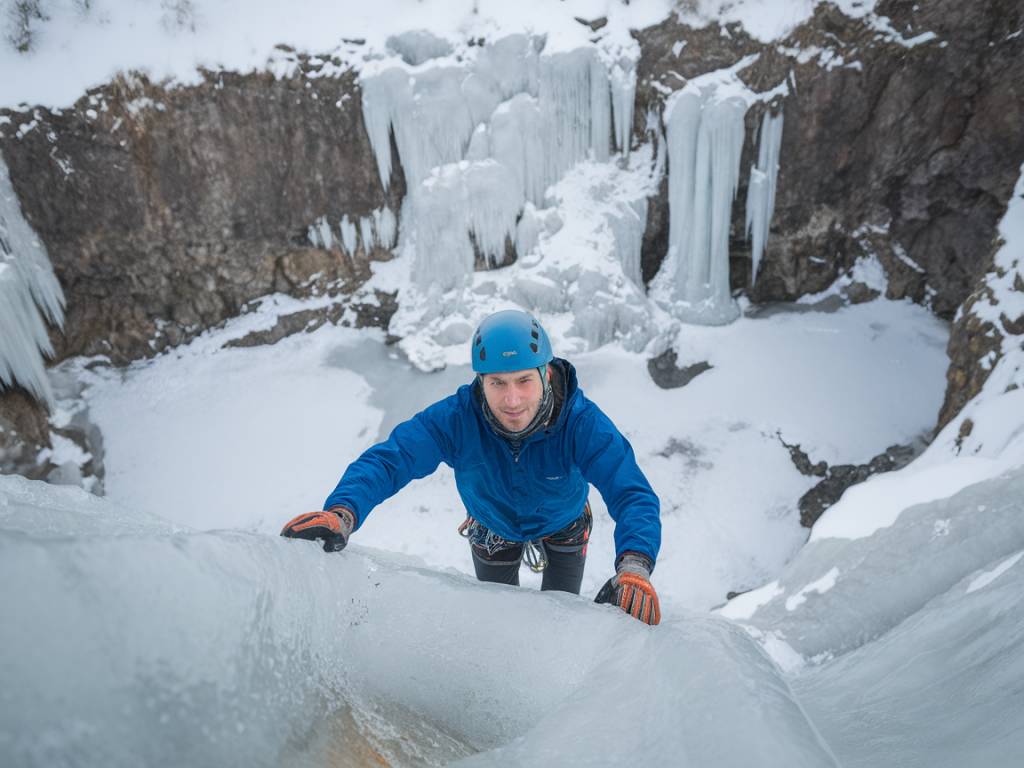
[{"left": 325, "top": 359, "right": 661, "bottom": 564}]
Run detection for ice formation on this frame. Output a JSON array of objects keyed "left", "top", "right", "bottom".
[
  {"left": 745, "top": 108, "right": 784, "bottom": 285},
  {"left": 408, "top": 160, "right": 522, "bottom": 291},
  {"left": 0, "top": 156, "right": 65, "bottom": 405},
  {"left": 305, "top": 207, "right": 398, "bottom": 256},
  {"left": 360, "top": 35, "right": 635, "bottom": 296},
  {"left": 659, "top": 86, "right": 749, "bottom": 325}
]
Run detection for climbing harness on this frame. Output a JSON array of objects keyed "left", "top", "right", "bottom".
[{"left": 457, "top": 516, "right": 548, "bottom": 572}]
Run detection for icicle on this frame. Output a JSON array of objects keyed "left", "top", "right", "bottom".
[
  {"left": 610, "top": 59, "right": 637, "bottom": 156},
  {"left": 664, "top": 88, "right": 747, "bottom": 325},
  {"left": 538, "top": 48, "right": 612, "bottom": 190},
  {"left": 359, "top": 216, "right": 375, "bottom": 252},
  {"left": 374, "top": 207, "right": 398, "bottom": 250},
  {"left": 745, "top": 109, "right": 784, "bottom": 286},
  {"left": 409, "top": 160, "right": 523, "bottom": 292},
  {"left": 0, "top": 156, "right": 65, "bottom": 405},
  {"left": 339, "top": 216, "right": 358, "bottom": 255},
  {"left": 609, "top": 197, "right": 647, "bottom": 289},
  {"left": 317, "top": 218, "right": 333, "bottom": 249},
  {"left": 589, "top": 53, "right": 611, "bottom": 163},
  {"left": 361, "top": 64, "right": 480, "bottom": 191}
]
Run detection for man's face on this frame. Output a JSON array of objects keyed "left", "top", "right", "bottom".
[{"left": 481, "top": 367, "right": 547, "bottom": 432}]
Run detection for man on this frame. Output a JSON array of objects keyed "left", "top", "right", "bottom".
[{"left": 281, "top": 310, "right": 662, "bottom": 625}]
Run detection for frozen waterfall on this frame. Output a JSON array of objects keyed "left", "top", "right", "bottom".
[
  {"left": 746, "top": 108, "right": 784, "bottom": 286},
  {"left": 359, "top": 35, "right": 637, "bottom": 295},
  {"left": 661, "top": 87, "right": 748, "bottom": 325},
  {"left": 0, "top": 156, "right": 65, "bottom": 406}
]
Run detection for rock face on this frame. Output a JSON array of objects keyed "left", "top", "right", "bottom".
[
  {"left": 0, "top": 54, "right": 403, "bottom": 365},
  {"left": 635, "top": 0, "right": 1024, "bottom": 320}
]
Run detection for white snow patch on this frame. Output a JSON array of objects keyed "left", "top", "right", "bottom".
[
  {"left": 785, "top": 567, "right": 839, "bottom": 610},
  {"left": 966, "top": 551, "right": 1024, "bottom": 594},
  {"left": 719, "top": 580, "right": 784, "bottom": 619}
]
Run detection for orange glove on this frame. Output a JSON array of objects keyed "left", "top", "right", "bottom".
[
  {"left": 280, "top": 507, "right": 355, "bottom": 552},
  {"left": 595, "top": 552, "right": 661, "bottom": 625}
]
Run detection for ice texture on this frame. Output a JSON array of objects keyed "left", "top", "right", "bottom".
[
  {"left": 409, "top": 160, "right": 522, "bottom": 291},
  {"left": 745, "top": 108, "right": 784, "bottom": 285},
  {"left": 656, "top": 85, "right": 749, "bottom": 325},
  {"left": 358, "top": 33, "right": 655, "bottom": 367},
  {"left": 360, "top": 35, "right": 628, "bottom": 297},
  {"left": 609, "top": 53, "right": 638, "bottom": 155},
  {"left": 0, "top": 473, "right": 837, "bottom": 767},
  {"left": 0, "top": 156, "right": 65, "bottom": 405}
]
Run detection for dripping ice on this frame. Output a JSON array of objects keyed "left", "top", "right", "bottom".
[
  {"left": 0, "top": 155, "right": 65, "bottom": 405},
  {"left": 655, "top": 82, "right": 748, "bottom": 326},
  {"left": 746, "top": 109, "right": 784, "bottom": 286}
]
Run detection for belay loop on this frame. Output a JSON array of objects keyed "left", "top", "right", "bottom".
[{"left": 524, "top": 539, "right": 548, "bottom": 573}]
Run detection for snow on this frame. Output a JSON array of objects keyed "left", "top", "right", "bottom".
[
  {"left": 966, "top": 551, "right": 1024, "bottom": 594},
  {"left": 0, "top": 154, "right": 65, "bottom": 405},
  {"left": 0, "top": 1, "right": 675, "bottom": 110},
  {"left": 785, "top": 567, "right": 839, "bottom": 610}
]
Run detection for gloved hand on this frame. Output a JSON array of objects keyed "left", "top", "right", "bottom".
[
  {"left": 280, "top": 506, "right": 356, "bottom": 552},
  {"left": 594, "top": 552, "right": 661, "bottom": 625}
]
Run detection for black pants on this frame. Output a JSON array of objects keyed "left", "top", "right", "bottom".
[{"left": 468, "top": 504, "right": 592, "bottom": 594}]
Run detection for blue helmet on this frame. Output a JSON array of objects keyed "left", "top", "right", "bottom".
[{"left": 471, "top": 310, "right": 553, "bottom": 374}]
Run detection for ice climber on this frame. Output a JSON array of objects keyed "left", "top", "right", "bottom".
[{"left": 281, "top": 310, "right": 662, "bottom": 625}]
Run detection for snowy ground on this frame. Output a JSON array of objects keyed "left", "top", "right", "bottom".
[{"left": 67, "top": 292, "right": 950, "bottom": 612}]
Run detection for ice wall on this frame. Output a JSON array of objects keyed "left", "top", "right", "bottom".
[
  {"left": 0, "top": 474, "right": 838, "bottom": 768},
  {"left": 359, "top": 35, "right": 636, "bottom": 296},
  {"left": 660, "top": 86, "right": 748, "bottom": 325},
  {"left": 0, "top": 155, "right": 65, "bottom": 405},
  {"left": 745, "top": 108, "right": 784, "bottom": 286}
]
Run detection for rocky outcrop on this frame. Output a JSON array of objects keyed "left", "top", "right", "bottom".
[
  {"left": 0, "top": 51, "right": 402, "bottom": 366},
  {"left": 635, "top": 0, "right": 1024, "bottom": 320},
  {"left": 779, "top": 435, "right": 920, "bottom": 527}
]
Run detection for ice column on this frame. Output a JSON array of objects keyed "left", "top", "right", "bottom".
[
  {"left": 609, "top": 197, "right": 648, "bottom": 289},
  {"left": 610, "top": 59, "right": 637, "bottom": 155},
  {"left": 665, "top": 89, "right": 747, "bottom": 325},
  {"left": 408, "top": 160, "right": 522, "bottom": 292},
  {"left": 361, "top": 65, "right": 480, "bottom": 190},
  {"left": 0, "top": 157, "right": 65, "bottom": 405},
  {"left": 745, "top": 109, "right": 784, "bottom": 286}
]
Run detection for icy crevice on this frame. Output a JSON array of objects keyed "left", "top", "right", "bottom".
[
  {"left": 745, "top": 108, "right": 784, "bottom": 286},
  {"left": 0, "top": 156, "right": 65, "bottom": 406}
]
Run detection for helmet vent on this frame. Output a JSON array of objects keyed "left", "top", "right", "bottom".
[
  {"left": 478, "top": 347, "right": 487, "bottom": 361},
  {"left": 530, "top": 330, "right": 539, "bottom": 340},
  {"left": 529, "top": 343, "right": 538, "bottom": 353}
]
